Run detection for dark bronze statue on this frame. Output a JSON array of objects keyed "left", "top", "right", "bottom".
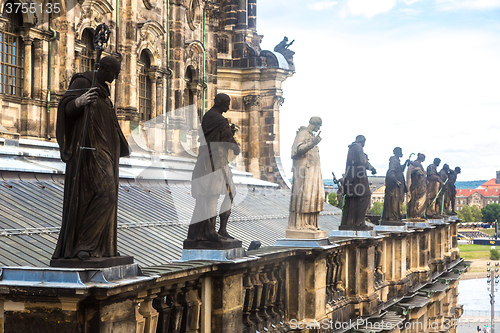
[
  {"left": 437, "top": 163, "right": 450, "bottom": 214},
  {"left": 274, "top": 36, "right": 295, "bottom": 63},
  {"left": 184, "top": 93, "right": 242, "bottom": 249},
  {"left": 53, "top": 55, "right": 129, "bottom": 260},
  {"left": 425, "top": 158, "right": 444, "bottom": 218},
  {"left": 381, "top": 147, "right": 409, "bottom": 224},
  {"left": 340, "top": 135, "right": 376, "bottom": 230},
  {"left": 446, "top": 167, "right": 461, "bottom": 215}
]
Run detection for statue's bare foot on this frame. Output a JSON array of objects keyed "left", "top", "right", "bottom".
[
  {"left": 218, "top": 229, "right": 234, "bottom": 239},
  {"left": 76, "top": 251, "right": 90, "bottom": 260}
]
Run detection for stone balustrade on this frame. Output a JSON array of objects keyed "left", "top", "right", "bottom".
[{"left": 0, "top": 219, "right": 468, "bottom": 333}]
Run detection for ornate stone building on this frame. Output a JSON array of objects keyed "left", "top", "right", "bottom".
[{"left": 0, "top": 0, "right": 293, "bottom": 185}]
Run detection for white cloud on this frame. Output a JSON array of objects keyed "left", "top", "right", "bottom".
[
  {"left": 403, "top": 0, "right": 420, "bottom": 4},
  {"left": 436, "top": 0, "right": 500, "bottom": 10},
  {"left": 346, "top": 0, "right": 398, "bottom": 18},
  {"left": 308, "top": 1, "right": 339, "bottom": 11}
]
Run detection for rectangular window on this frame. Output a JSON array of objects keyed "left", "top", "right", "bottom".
[
  {"left": 138, "top": 64, "right": 151, "bottom": 121},
  {"left": 0, "top": 22, "right": 23, "bottom": 96}
]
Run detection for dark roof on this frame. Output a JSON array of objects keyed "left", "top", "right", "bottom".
[
  {"left": 0, "top": 175, "right": 341, "bottom": 268},
  {"left": 398, "top": 295, "right": 431, "bottom": 309}
]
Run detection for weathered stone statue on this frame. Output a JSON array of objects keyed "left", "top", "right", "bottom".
[
  {"left": 184, "top": 93, "right": 242, "bottom": 249},
  {"left": 287, "top": 117, "right": 326, "bottom": 239},
  {"left": 436, "top": 163, "right": 450, "bottom": 214},
  {"left": 406, "top": 153, "right": 427, "bottom": 220},
  {"left": 332, "top": 173, "right": 344, "bottom": 209},
  {"left": 53, "top": 56, "right": 130, "bottom": 261},
  {"left": 340, "top": 135, "right": 376, "bottom": 230},
  {"left": 445, "top": 167, "right": 461, "bottom": 215},
  {"left": 425, "top": 158, "right": 444, "bottom": 218},
  {"left": 381, "top": 147, "right": 409, "bottom": 225}
]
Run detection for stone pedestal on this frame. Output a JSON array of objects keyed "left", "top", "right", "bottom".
[
  {"left": 285, "top": 229, "right": 326, "bottom": 239},
  {"left": 428, "top": 218, "right": 445, "bottom": 225},
  {"left": 380, "top": 220, "right": 405, "bottom": 226},
  {"left": 273, "top": 238, "right": 333, "bottom": 248},
  {"left": 330, "top": 229, "right": 377, "bottom": 238},
  {"left": 178, "top": 248, "right": 248, "bottom": 262},
  {"left": 0, "top": 264, "right": 151, "bottom": 288},
  {"left": 374, "top": 224, "right": 408, "bottom": 232},
  {"left": 406, "top": 218, "right": 431, "bottom": 228},
  {"left": 50, "top": 255, "right": 134, "bottom": 268}
]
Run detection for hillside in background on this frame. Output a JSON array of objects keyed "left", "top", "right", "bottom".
[
  {"left": 455, "top": 180, "right": 487, "bottom": 189},
  {"left": 323, "top": 179, "right": 488, "bottom": 190}
]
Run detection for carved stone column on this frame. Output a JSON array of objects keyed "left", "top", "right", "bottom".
[
  {"left": 244, "top": 95, "right": 261, "bottom": 178},
  {"left": 22, "top": 37, "right": 33, "bottom": 98},
  {"left": 139, "top": 294, "right": 160, "bottom": 333},
  {"left": 149, "top": 71, "right": 157, "bottom": 119}
]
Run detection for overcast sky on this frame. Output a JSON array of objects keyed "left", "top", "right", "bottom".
[{"left": 256, "top": 0, "right": 500, "bottom": 182}]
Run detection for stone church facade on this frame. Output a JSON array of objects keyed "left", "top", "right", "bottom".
[{"left": 0, "top": 0, "right": 293, "bottom": 185}]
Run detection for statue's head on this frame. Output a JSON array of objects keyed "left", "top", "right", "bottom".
[
  {"left": 214, "top": 93, "right": 231, "bottom": 112},
  {"left": 417, "top": 153, "right": 425, "bottom": 161},
  {"left": 355, "top": 135, "right": 366, "bottom": 147},
  {"left": 443, "top": 163, "right": 449, "bottom": 170},
  {"left": 393, "top": 147, "right": 402, "bottom": 157},
  {"left": 455, "top": 167, "right": 461, "bottom": 174},
  {"left": 433, "top": 157, "right": 441, "bottom": 166},
  {"left": 309, "top": 116, "right": 322, "bottom": 130},
  {"left": 98, "top": 56, "right": 121, "bottom": 83}
]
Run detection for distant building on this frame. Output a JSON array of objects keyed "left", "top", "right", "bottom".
[{"left": 456, "top": 171, "right": 500, "bottom": 210}]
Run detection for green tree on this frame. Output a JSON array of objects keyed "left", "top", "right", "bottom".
[
  {"left": 458, "top": 205, "right": 483, "bottom": 222},
  {"left": 482, "top": 203, "right": 500, "bottom": 223},
  {"left": 471, "top": 205, "right": 483, "bottom": 222},
  {"left": 328, "top": 192, "right": 338, "bottom": 207},
  {"left": 370, "top": 201, "right": 383, "bottom": 216}
]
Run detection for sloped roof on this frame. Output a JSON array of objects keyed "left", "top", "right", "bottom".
[
  {"left": 0, "top": 175, "right": 341, "bottom": 268},
  {"left": 456, "top": 188, "right": 500, "bottom": 198}
]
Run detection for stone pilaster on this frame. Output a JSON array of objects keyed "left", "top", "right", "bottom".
[
  {"left": 244, "top": 94, "right": 261, "bottom": 178},
  {"left": 22, "top": 37, "right": 33, "bottom": 99}
]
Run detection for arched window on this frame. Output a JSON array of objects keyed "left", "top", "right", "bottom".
[
  {"left": 138, "top": 51, "right": 152, "bottom": 121},
  {"left": 0, "top": 0, "right": 23, "bottom": 96},
  {"left": 79, "top": 28, "right": 94, "bottom": 73}
]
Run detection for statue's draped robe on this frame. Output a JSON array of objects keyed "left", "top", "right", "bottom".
[
  {"left": 446, "top": 170, "right": 458, "bottom": 213},
  {"left": 288, "top": 127, "right": 324, "bottom": 230},
  {"left": 187, "top": 107, "right": 239, "bottom": 241},
  {"left": 437, "top": 168, "right": 449, "bottom": 215},
  {"left": 426, "top": 164, "right": 442, "bottom": 217},
  {"left": 406, "top": 161, "right": 427, "bottom": 219},
  {"left": 382, "top": 156, "right": 406, "bottom": 222},
  {"left": 341, "top": 142, "right": 373, "bottom": 228},
  {"left": 53, "top": 72, "right": 130, "bottom": 259}
]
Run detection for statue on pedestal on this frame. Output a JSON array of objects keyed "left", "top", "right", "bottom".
[
  {"left": 286, "top": 117, "right": 326, "bottom": 239},
  {"left": 445, "top": 167, "right": 461, "bottom": 215},
  {"left": 340, "top": 135, "right": 376, "bottom": 230},
  {"left": 426, "top": 158, "right": 444, "bottom": 218},
  {"left": 381, "top": 147, "right": 409, "bottom": 225},
  {"left": 184, "top": 93, "right": 242, "bottom": 249},
  {"left": 274, "top": 36, "right": 295, "bottom": 64},
  {"left": 52, "top": 55, "right": 130, "bottom": 262},
  {"left": 437, "top": 164, "right": 450, "bottom": 214},
  {"left": 406, "top": 153, "right": 427, "bottom": 220}
]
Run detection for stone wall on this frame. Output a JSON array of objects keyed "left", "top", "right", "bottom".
[
  {"left": 0, "top": 220, "right": 467, "bottom": 333},
  {"left": 0, "top": 0, "right": 294, "bottom": 186}
]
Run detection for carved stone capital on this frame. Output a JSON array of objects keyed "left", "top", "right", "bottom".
[
  {"left": 273, "top": 95, "right": 285, "bottom": 107},
  {"left": 243, "top": 95, "right": 261, "bottom": 107}
]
